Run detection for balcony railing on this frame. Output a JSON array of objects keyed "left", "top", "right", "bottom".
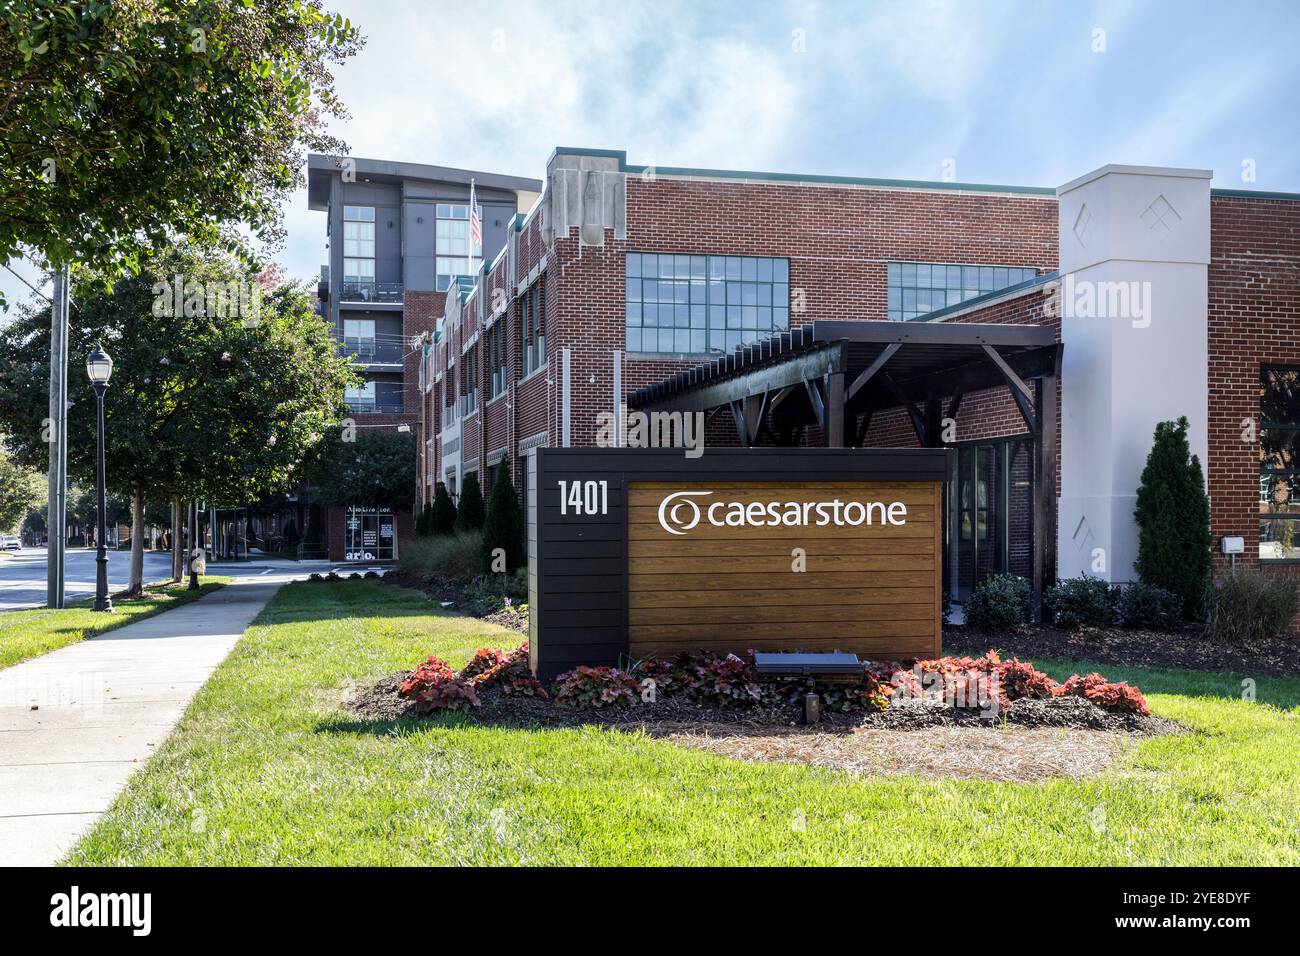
[
  {"left": 340, "top": 280, "right": 403, "bottom": 303},
  {"left": 337, "top": 336, "right": 402, "bottom": 364},
  {"left": 344, "top": 398, "right": 405, "bottom": 415}
]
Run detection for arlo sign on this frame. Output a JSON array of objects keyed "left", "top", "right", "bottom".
[{"left": 526, "top": 447, "right": 949, "bottom": 682}]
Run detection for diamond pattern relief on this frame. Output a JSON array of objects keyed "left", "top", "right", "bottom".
[
  {"left": 1072, "top": 203, "right": 1092, "bottom": 246},
  {"left": 1140, "top": 194, "right": 1182, "bottom": 237}
]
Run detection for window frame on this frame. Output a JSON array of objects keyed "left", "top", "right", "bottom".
[
  {"left": 342, "top": 206, "right": 376, "bottom": 290},
  {"left": 886, "top": 260, "right": 1038, "bottom": 322},
  {"left": 624, "top": 253, "right": 789, "bottom": 354},
  {"left": 435, "top": 201, "right": 484, "bottom": 292},
  {"left": 1258, "top": 364, "right": 1300, "bottom": 563}
]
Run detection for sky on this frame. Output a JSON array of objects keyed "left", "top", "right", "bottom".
[{"left": 4, "top": 0, "right": 1299, "bottom": 307}]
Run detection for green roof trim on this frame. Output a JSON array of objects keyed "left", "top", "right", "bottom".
[
  {"left": 1211, "top": 188, "right": 1300, "bottom": 202},
  {"left": 548, "top": 146, "right": 1057, "bottom": 196}
]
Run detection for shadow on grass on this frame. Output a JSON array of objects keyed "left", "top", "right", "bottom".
[
  {"left": 252, "top": 579, "right": 496, "bottom": 630},
  {"left": 315, "top": 712, "right": 477, "bottom": 738},
  {"left": 1034, "top": 657, "right": 1300, "bottom": 711}
]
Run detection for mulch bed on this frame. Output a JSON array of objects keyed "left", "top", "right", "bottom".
[
  {"left": 343, "top": 672, "right": 1176, "bottom": 782},
  {"left": 944, "top": 623, "right": 1300, "bottom": 677},
  {"left": 345, "top": 672, "right": 1175, "bottom": 736}
]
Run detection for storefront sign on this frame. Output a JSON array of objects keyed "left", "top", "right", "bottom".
[{"left": 526, "top": 447, "right": 950, "bottom": 681}]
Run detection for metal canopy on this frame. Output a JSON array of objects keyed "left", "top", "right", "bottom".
[{"left": 626, "top": 319, "right": 1063, "bottom": 620}]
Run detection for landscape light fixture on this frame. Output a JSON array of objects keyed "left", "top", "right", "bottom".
[{"left": 86, "top": 343, "right": 114, "bottom": 612}]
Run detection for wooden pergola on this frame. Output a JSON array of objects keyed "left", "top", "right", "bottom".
[{"left": 627, "top": 320, "right": 1064, "bottom": 616}]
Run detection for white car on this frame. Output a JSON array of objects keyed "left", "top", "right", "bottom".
[{"left": 0, "top": 534, "right": 20, "bottom": 551}]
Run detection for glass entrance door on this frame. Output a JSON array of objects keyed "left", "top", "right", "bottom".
[
  {"left": 344, "top": 506, "right": 396, "bottom": 561},
  {"left": 946, "top": 438, "right": 1035, "bottom": 601}
]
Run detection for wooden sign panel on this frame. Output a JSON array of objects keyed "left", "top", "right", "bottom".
[
  {"left": 527, "top": 448, "right": 948, "bottom": 681},
  {"left": 627, "top": 481, "right": 940, "bottom": 660}
]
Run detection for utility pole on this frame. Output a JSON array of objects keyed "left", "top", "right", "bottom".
[{"left": 46, "top": 264, "right": 69, "bottom": 609}]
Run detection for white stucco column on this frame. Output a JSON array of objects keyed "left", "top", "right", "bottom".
[{"left": 1055, "top": 164, "right": 1211, "bottom": 583}]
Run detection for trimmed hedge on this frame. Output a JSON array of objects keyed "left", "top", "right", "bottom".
[{"left": 965, "top": 573, "right": 1031, "bottom": 632}]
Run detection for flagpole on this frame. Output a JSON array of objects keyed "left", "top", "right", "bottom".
[{"left": 467, "top": 178, "right": 476, "bottom": 279}]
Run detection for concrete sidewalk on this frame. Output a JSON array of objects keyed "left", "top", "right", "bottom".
[{"left": 0, "top": 574, "right": 295, "bottom": 866}]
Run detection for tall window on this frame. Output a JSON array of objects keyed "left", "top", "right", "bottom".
[
  {"left": 462, "top": 347, "right": 479, "bottom": 416},
  {"left": 625, "top": 253, "right": 789, "bottom": 354},
  {"left": 342, "top": 206, "right": 375, "bottom": 296},
  {"left": 486, "top": 320, "right": 508, "bottom": 399},
  {"left": 436, "top": 202, "right": 483, "bottom": 292},
  {"left": 342, "top": 318, "right": 375, "bottom": 361},
  {"left": 519, "top": 277, "right": 546, "bottom": 377},
  {"left": 1260, "top": 366, "right": 1300, "bottom": 561},
  {"left": 887, "top": 261, "right": 1038, "bottom": 322},
  {"left": 344, "top": 380, "right": 375, "bottom": 413}
]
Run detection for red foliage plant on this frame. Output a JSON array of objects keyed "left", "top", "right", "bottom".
[
  {"left": 467, "top": 642, "right": 549, "bottom": 699},
  {"left": 462, "top": 647, "right": 511, "bottom": 680},
  {"left": 553, "top": 666, "right": 642, "bottom": 709},
  {"left": 399, "top": 656, "right": 480, "bottom": 713},
  {"left": 994, "top": 659, "right": 1060, "bottom": 701},
  {"left": 1059, "top": 673, "right": 1150, "bottom": 716}
]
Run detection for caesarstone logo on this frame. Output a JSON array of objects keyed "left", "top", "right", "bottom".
[{"left": 657, "top": 490, "right": 908, "bottom": 536}]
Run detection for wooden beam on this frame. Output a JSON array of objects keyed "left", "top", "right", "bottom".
[
  {"left": 729, "top": 400, "right": 749, "bottom": 447},
  {"left": 825, "top": 372, "right": 846, "bottom": 447},
  {"left": 804, "top": 377, "right": 825, "bottom": 430},
  {"left": 881, "top": 374, "right": 926, "bottom": 445},
  {"left": 853, "top": 405, "right": 874, "bottom": 448},
  {"left": 846, "top": 342, "right": 900, "bottom": 401},
  {"left": 945, "top": 383, "right": 964, "bottom": 422},
  {"left": 743, "top": 391, "right": 770, "bottom": 446},
  {"left": 983, "top": 344, "right": 1038, "bottom": 433},
  {"left": 638, "top": 342, "right": 845, "bottom": 413},
  {"left": 846, "top": 345, "right": 1057, "bottom": 419},
  {"left": 923, "top": 392, "right": 943, "bottom": 448},
  {"left": 1032, "top": 345, "right": 1062, "bottom": 623}
]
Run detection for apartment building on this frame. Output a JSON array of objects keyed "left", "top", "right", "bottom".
[{"left": 306, "top": 155, "right": 541, "bottom": 561}]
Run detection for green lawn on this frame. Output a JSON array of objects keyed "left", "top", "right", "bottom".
[
  {"left": 0, "top": 578, "right": 231, "bottom": 670},
  {"left": 66, "top": 579, "right": 1300, "bottom": 866}
]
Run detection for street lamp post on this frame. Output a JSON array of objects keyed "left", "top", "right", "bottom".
[{"left": 86, "top": 343, "right": 114, "bottom": 613}]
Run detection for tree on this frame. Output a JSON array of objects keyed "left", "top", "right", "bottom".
[
  {"left": 414, "top": 501, "right": 434, "bottom": 537},
  {"left": 0, "top": 245, "right": 355, "bottom": 593},
  {"left": 482, "top": 460, "right": 524, "bottom": 574},
  {"left": 456, "top": 473, "right": 484, "bottom": 532},
  {"left": 0, "top": 440, "right": 43, "bottom": 533},
  {"left": 1133, "top": 416, "right": 1212, "bottom": 618},
  {"left": 430, "top": 482, "right": 456, "bottom": 536},
  {"left": 311, "top": 428, "right": 416, "bottom": 510},
  {"left": 1, "top": 1, "right": 361, "bottom": 293}
]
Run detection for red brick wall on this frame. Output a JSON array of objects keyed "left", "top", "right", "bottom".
[
  {"left": 429, "top": 167, "right": 1059, "bottom": 505},
  {"left": 565, "top": 176, "right": 1058, "bottom": 448},
  {"left": 1207, "top": 195, "right": 1300, "bottom": 577}
]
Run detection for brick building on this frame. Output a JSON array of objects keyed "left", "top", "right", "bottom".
[{"left": 412, "top": 148, "right": 1297, "bottom": 605}]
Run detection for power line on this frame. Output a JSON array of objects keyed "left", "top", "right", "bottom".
[{"left": 2, "top": 262, "right": 51, "bottom": 304}]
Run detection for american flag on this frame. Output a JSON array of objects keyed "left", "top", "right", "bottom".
[{"left": 469, "top": 179, "right": 481, "bottom": 248}]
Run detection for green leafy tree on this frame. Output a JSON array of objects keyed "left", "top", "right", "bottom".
[
  {"left": 1133, "top": 416, "right": 1212, "bottom": 618},
  {"left": 0, "top": 245, "right": 354, "bottom": 592},
  {"left": 430, "top": 481, "right": 456, "bottom": 535},
  {"left": 415, "top": 501, "right": 436, "bottom": 537},
  {"left": 0, "top": 0, "right": 361, "bottom": 297},
  {"left": 482, "top": 459, "right": 524, "bottom": 574},
  {"left": 310, "top": 428, "right": 416, "bottom": 510},
  {"left": 456, "top": 472, "right": 484, "bottom": 532},
  {"left": 0, "top": 440, "right": 43, "bottom": 532}
]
